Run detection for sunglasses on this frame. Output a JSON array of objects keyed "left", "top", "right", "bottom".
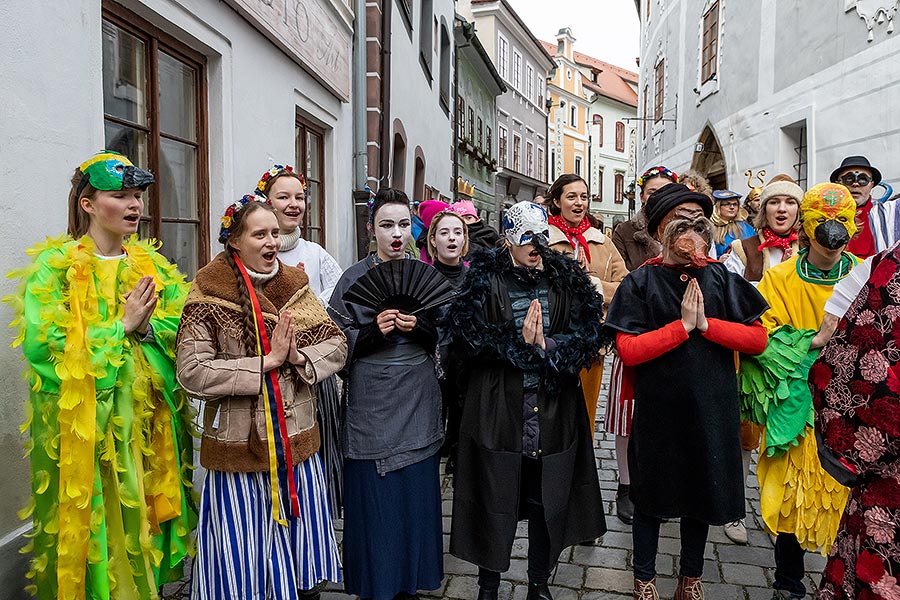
[{"left": 839, "top": 172, "right": 872, "bottom": 186}]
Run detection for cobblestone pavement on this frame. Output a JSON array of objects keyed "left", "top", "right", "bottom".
[{"left": 163, "top": 363, "right": 827, "bottom": 600}]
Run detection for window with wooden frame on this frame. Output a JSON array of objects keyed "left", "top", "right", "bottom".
[
  {"left": 594, "top": 114, "right": 603, "bottom": 146},
  {"left": 477, "top": 116, "right": 483, "bottom": 149},
  {"left": 614, "top": 173, "right": 625, "bottom": 203},
  {"left": 574, "top": 156, "right": 582, "bottom": 177},
  {"left": 701, "top": 2, "right": 719, "bottom": 84},
  {"left": 101, "top": 4, "right": 208, "bottom": 278},
  {"left": 537, "top": 147, "right": 544, "bottom": 181},
  {"left": 513, "top": 133, "right": 521, "bottom": 172},
  {"left": 457, "top": 96, "right": 465, "bottom": 139},
  {"left": 596, "top": 169, "right": 603, "bottom": 202},
  {"left": 468, "top": 107, "right": 475, "bottom": 142},
  {"left": 486, "top": 126, "right": 493, "bottom": 158},
  {"left": 615, "top": 121, "right": 625, "bottom": 152},
  {"left": 499, "top": 125, "right": 508, "bottom": 168},
  {"left": 498, "top": 35, "right": 509, "bottom": 81},
  {"left": 654, "top": 60, "right": 665, "bottom": 122},
  {"left": 526, "top": 141, "right": 534, "bottom": 177},
  {"left": 513, "top": 50, "right": 522, "bottom": 91},
  {"left": 295, "top": 115, "right": 326, "bottom": 246}
]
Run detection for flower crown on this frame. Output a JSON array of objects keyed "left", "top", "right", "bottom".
[
  {"left": 219, "top": 194, "right": 271, "bottom": 243},
  {"left": 256, "top": 164, "right": 307, "bottom": 196},
  {"left": 637, "top": 166, "right": 679, "bottom": 188}
]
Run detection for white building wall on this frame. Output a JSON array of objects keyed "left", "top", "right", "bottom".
[
  {"left": 588, "top": 96, "right": 636, "bottom": 224},
  {"left": 638, "top": 0, "right": 900, "bottom": 197},
  {"left": 0, "top": 0, "right": 355, "bottom": 592}
]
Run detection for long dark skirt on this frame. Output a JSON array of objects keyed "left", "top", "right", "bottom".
[
  {"left": 342, "top": 452, "right": 444, "bottom": 600},
  {"left": 316, "top": 375, "right": 343, "bottom": 516}
]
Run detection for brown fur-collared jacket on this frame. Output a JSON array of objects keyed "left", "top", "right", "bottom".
[{"left": 176, "top": 253, "right": 347, "bottom": 473}]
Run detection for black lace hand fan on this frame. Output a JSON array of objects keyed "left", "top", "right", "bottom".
[{"left": 343, "top": 260, "right": 457, "bottom": 315}]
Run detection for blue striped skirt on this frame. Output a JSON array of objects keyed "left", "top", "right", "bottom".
[{"left": 191, "top": 453, "right": 342, "bottom": 600}]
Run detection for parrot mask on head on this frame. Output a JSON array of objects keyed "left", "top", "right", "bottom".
[
  {"left": 800, "top": 183, "right": 857, "bottom": 251},
  {"left": 75, "top": 151, "right": 155, "bottom": 199}
]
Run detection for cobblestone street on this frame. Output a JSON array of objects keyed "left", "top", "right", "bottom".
[{"left": 163, "top": 367, "right": 827, "bottom": 600}]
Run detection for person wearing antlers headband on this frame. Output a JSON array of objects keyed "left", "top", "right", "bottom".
[{"left": 605, "top": 183, "right": 769, "bottom": 600}]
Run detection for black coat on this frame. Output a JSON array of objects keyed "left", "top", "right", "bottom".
[
  {"left": 445, "top": 248, "right": 608, "bottom": 572},
  {"left": 605, "top": 262, "right": 768, "bottom": 524}
]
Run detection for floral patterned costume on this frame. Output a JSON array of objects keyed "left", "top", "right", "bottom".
[
  {"left": 813, "top": 247, "right": 900, "bottom": 599},
  {"left": 5, "top": 236, "right": 196, "bottom": 600}
]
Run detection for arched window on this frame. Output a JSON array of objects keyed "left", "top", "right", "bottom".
[{"left": 615, "top": 121, "right": 625, "bottom": 152}]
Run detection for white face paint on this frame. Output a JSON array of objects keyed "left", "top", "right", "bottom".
[{"left": 371, "top": 203, "right": 412, "bottom": 261}]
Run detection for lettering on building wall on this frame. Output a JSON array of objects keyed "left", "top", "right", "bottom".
[{"left": 227, "top": 0, "right": 352, "bottom": 100}]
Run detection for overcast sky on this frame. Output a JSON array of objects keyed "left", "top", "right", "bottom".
[{"left": 510, "top": 0, "right": 641, "bottom": 73}]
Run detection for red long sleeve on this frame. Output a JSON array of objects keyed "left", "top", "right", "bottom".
[
  {"left": 616, "top": 321, "right": 689, "bottom": 366},
  {"left": 701, "top": 318, "right": 768, "bottom": 354}
]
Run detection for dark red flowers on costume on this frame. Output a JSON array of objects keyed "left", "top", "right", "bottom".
[
  {"left": 850, "top": 380, "right": 877, "bottom": 398},
  {"left": 868, "top": 397, "right": 900, "bottom": 437},
  {"left": 856, "top": 549, "right": 886, "bottom": 584},
  {"left": 867, "top": 287, "right": 884, "bottom": 312},
  {"left": 826, "top": 418, "right": 858, "bottom": 453},
  {"left": 850, "top": 324, "right": 885, "bottom": 353},
  {"left": 824, "top": 556, "right": 846, "bottom": 587},
  {"left": 870, "top": 259, "right": 897, "bottom": 288},
  {"left": 862, "top": 478, "right": 900, "bottom": 509},
  {"left": 810, "top": 360, "right": 834, "bottom": 392},
  {"left": 887, "top": 364, "right": 900, "bottom": 395}
]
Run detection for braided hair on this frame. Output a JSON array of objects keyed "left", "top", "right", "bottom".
[{"left": 222, "top": 200, "right": 278, "bottom": 355}]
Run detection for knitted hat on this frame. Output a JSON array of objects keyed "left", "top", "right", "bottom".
[
  {"left": 450, "top": 200, "right": 478, "bottom": 218},
  {"left": 645, "top": 183, "right": 713, "bottom": 237},
  {"left": 759, "top": 180, "right": 804, "bottom": 206},
  {"left": 418, "top": 199, "right": 451, "bottom": 229}
]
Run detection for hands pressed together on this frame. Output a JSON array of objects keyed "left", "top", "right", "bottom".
[
  {"left": 376, "top": 309, "right": 418, "bottom": 336},
  {"left": 521, "top": 298, "right": 546, "bottom": 350},
  {"left": 263, "top": 311, "right": 307, "bottom": 372},
  {"left": 122, "top": 276, "right": 158, "bottom": 335},
  {"left": 680, "top": 278, "right": 709, "bottom": 334}
]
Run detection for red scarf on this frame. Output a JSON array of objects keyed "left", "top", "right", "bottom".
[
  {"left": 758, "top": 227, "right": 798, "bottom": 258},
  {"left": 549, "top": 215, "right": 592, "bottom": 263}
]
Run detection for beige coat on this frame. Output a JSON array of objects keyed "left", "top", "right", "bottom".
[
  {"left": 549, "top": 224, "right": 629, "bottom": 309},
  {"left": 176, "top": 254, "right": 347, "bottom": 473}
]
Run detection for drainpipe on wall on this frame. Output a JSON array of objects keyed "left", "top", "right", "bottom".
[
  {"left": 379, "top": 0, "right": 393, "bottom": 186},
  {"left": 352, "top": 0, "right": 368, "bottom": 190}
]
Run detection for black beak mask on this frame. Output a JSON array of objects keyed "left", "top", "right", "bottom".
[
  {"left": 122, "top": 166, "right": 156, "bottom": 190},
  {"left": 814, "top": 220, "right": 850, "bottom": 250}
]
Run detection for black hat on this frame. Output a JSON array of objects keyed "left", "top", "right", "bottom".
[
  {"left": 830, "top": 156, "right": 882, "bottom": 185},
  {"left": 645, "top": 183, "right": 713, "bottom": 237}
]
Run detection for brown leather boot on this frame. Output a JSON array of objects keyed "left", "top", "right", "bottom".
[
  {"left": 633, "top": 578, "right": 659, "bottom": 600},
  {"left": 674, "top": 576, "right": 703, "bottom": 600}
]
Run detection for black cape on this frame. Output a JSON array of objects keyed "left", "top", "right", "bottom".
[
  {"left": 446, "top": 248, "right": 608, "bottom": 571},
  {"left": 605, "top": 261, "right": 768, "bottom": 524}
]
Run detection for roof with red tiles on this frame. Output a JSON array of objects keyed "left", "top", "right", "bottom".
[{"left": 540, "top": 40, "right": 638, "bottom": 108}]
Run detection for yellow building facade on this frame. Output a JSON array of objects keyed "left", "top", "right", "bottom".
[{"left": 546, "top": 28, "right": 591, "bottom": 182}]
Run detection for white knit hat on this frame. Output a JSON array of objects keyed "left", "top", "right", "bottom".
[{"left": 759, "top": 181, "right": 804, "bottom": 205}]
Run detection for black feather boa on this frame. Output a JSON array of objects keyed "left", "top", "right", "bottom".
[{"left": 445, "top": 246, "right": 610, "bottom": 377}]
